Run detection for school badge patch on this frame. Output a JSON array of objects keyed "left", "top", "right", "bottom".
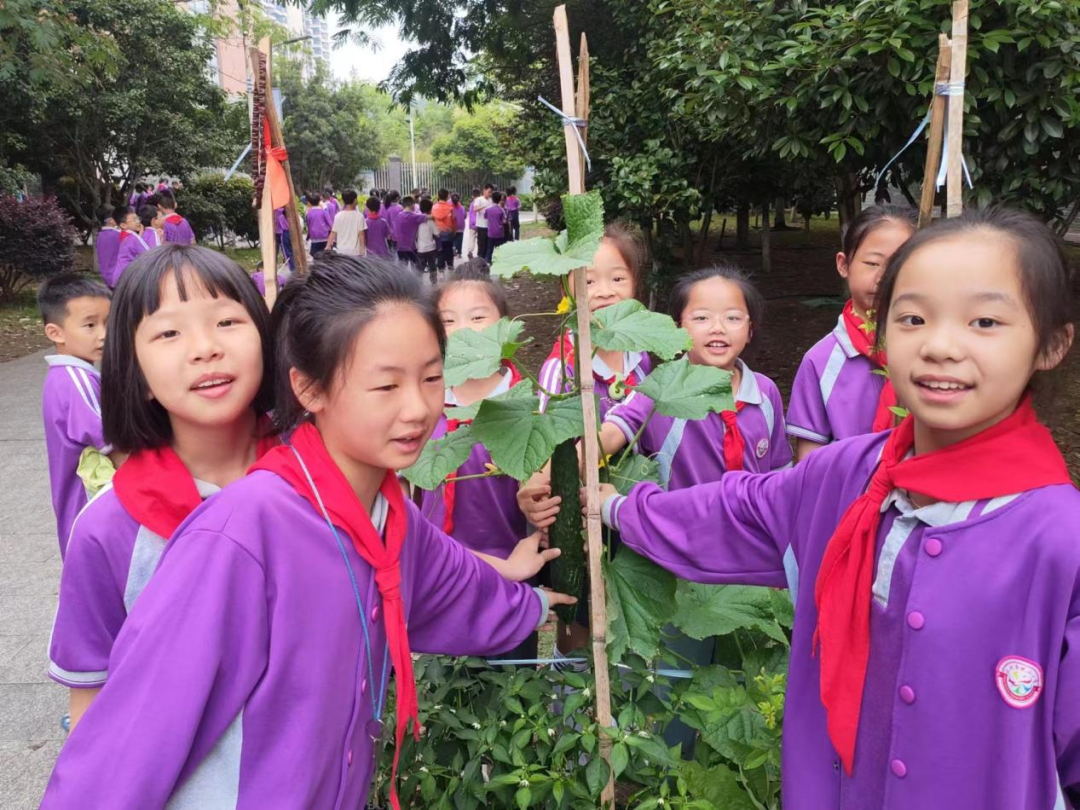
[
  {"left": 756, "top": 438, "right": 769, "bottom": 459},
  {"left": 995, "top": 656, "right": 1043, "bottom": 708}
]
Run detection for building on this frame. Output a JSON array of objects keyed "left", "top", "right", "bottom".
[{"left": 260, "top": 1, "right": 333, "bottom": 75}]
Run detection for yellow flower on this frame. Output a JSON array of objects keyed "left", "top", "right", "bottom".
[{"left": 555, "top": 295, "right": 572, "bottom": 315}]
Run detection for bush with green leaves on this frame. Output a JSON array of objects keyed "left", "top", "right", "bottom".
[
  {"left": 0, "top": 194, "right": 77, "bottom": 303},
  {"left": 177, "top": 174, "right": 259, "bottom": 249},
  {"left": 374, "top": 191, "right": 790, "bottom": 808}
]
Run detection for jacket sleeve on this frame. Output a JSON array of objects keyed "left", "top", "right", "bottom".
[
  {"left": 1056, "top": 591, "right": 1080, "bottom": 796},
  {"left": 786, "top": 353, "right": 831, "bottom": 444}
]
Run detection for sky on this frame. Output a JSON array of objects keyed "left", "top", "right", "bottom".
[{"left": 329, "top": 18, "right": 411, "bottom": 85}]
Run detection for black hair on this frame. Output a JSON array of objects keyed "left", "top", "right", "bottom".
[
  {"left": 324, "top": 186, "right": 334, "bottom": 196},
  {"left": 508, "top": 186, "right": 517, "bottom": 195},
  {"left": 342, "top": 189, "right": 358, "bottom": 206},
  {"left": 38, "top": 273, "right": 111, "bottom": 325},
  {"left": 133, "top": 183, "right": 144, "bottom": 194},
  {"left": 101, "top": 245, "right": 275, "bottom": 453},
  {"left": 600, "top": 222, "right": 644, "bottom": 297},
  {"left": 451, "top": 192, "right": 461, "bottom": 205},
  {"left": 157, "top": 191, "right": 177, "bottom": 210},
  {"left": 668, "top": 264, "right": 765, "bottom": 350},
  {"left": 137, "top": 205, "right": 157, "bottom": 228},
  {"left": 306, "top": 192, "right": 321, "bottom": 206},
  {"left": 491, "top": 191, "right": 503, "bottom": 204},
  {"left": 370, "top": 187, "right": 378, "bottom": 197},
  {"left": 438, "top": 188, "right": 449, "bottom": 201},
  {"left": 419, "top": 198, "right": 433, "bottom": 214},
  {"left": 159, "top": 177, "right": 167, "bottom": 184},
  {"left": 401, "top": 195, "right": 414, "bottom": 208},
  {"left": 96, "top": 205, "right": 115, "bottom": 227},
  {"left": 483, "top": 183, "right": 494, "bottom": 191},
  {"left": 875, "top": 207, "right": 1074, "bottom": 361},
  {"left": 386, "top": 190, "right": 400, "bottom": 204},
  {"left": 271, "top": 253, "right": 446, "bottom": 433},
  {"left": 471, "top": 187, "right": 481, "bottom": 197},
  {"left": 434, "top": 262, "right": 509, "bottom": 317},
  {"left": 112, "top": 205, "right": 133, "bottom": 226},
  {"left": 841, "top": 204, "right": 916, "bottom": 260},
  {"left": 365, "top": 196, "right": 381, "bottom": 213}
]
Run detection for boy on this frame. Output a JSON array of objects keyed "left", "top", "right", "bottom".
[
  {"left": 326, "top": 189, "right": 366, "bottom": 256},
  {"left": 112, "top": 206, "right": 153, "bottom": 281},
  {"left": 484, "top": 191, "right": 507, "bottom": 262},
  {"left": 432, "top": 188, "right": 456, "bottom": 270},
  {"left": 415, "top": 198, "right": 439, "bottom": 274},
  {"left": 38, "top": 274, "right": 112, "bottom": 559},
  {"left": 392, "top": 195, "right": 429, "bottom": 267},
  {"left": 473, "top": 183, "right": 494, "bottom": 261},
  {"left": 93, "top": 206, "right": 121, "bottom": 289},
  {"left": 156, "top": 191, "right": 195, "bottom": 246},
  {"left": 364, "top": 196, "right": 391, "bottom": 257},
  {"left": 305, "top": 192, "right": 332, "bottom": 255}
]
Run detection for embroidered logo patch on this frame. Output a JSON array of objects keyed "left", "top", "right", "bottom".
[
  {"left": 995, "top": 656, "right": 1043, "bottom": 708},
  {"left": 756, "top": 438, "right": 769, "bottom": 459}
]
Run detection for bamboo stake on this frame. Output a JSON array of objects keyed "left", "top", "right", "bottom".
[
  {"left": 575, "top": 33, "right": 590, "bottom": 193},
  {"left": 918, "top": 35, "right": 953, "bottom": 229},
  {"left": 946, "top": 1, "right": 969, "bottom": 218},
  {"left": 249, "top": 42, "right": 278, "bottom": 309},
  {"left": 554, "top": 6, "right": 615, "bottom": 806}
]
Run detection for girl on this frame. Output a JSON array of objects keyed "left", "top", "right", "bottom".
[
  {"left": 364, "top": 196, "right": 391, "bottom": 258},
  {"left": 451, "top": 192, "right": 466, "bottom": 257},
  {"left": 787, "top": 205, "right": 917, "bottom": 460},
  {"left": 48, "top": 246, "right": 277, "bottom": 732},
  {"left": 42, "top": 254, "right": 575, "bottom": 809},
  {"left": 596, "top": 209, "right": 1080, "bottom": 808},
  {"left": 505, "top": 185, "right": 521, "bottom": 241}
]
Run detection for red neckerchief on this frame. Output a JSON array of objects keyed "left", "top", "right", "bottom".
[
  {"left": 546, "top": 331, "right": 642, "bottom": 387},
  {"left": 813, "top": 396, "right": 1070, "bottom": 774},
  {"left": 720, "top": 401, "right": 747, "bottom": 471},
  {"left": 250, "top": 422, "right": 416, "bottom": 810},
  {"left": 441, "top": 362, "right": 523, "bottom": 534},
  {"left": 119, "top": 230, "right": 132, "bottom": 243},
  {"left": 113, "top": 416, "right": 277, "bottom": 539},
  {"left": 841, "top": 300, "right": 898, "bottom": 432},
  {"left": 164, "top": 214, "right": 184, "bottom": 226}
]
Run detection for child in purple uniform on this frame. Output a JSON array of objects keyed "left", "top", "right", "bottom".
[
  {"left": 42, "top": 255, "right": 574, "bottom": 809},
  {"left": 323, "top": 185, "right": 339, "bottom": 219},
  {"left": 483, "top": 191, "right": 507, "bottom": 262},
  {"left": 94, "top": 206, "right": 121, "bottom": 288},
  {"left": 451, "top": 192, "right": 466, "bottom": 257},
  {"left": 364, "top": 196, "right": 391, "bottom": 257},
  {"left": 787, "top": 205, "right": 916, "bottom": 461},
  {"left": 48, "top": 246, "right": 278, "bottom": 733},
  {"left": 113, "top": 206, "right": 157, "bottom": 281},
  {"left": 505, "top": 185, "right": 521, "bottom": 241},
  {"left": 157, "top": 191, "right": 196, "bottom": 246},
  {"left": 305, "top": 192, "right": 332, "bottom": 255},
  {"left": 393, "top": 195, "right": 430, "bottom": 268},
  {"left": 384, "top": 190, "right": 402, "bottom": 255},
  {"left": 585, "top": 209, "right": 1080, "bottom": 809},
  {"left": 37, "top": 274, "right": 111, "bottom": 558}
]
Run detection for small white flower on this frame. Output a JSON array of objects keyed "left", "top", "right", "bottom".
[
  {"left": 657, "top": 799, "right": 664, "bottom": 807},
  {"left": 518, "top": 779, "right": 530, "bottom": 788},
  {"left": 582, "top": 687, "right": 591, "bottom": 698},
  {"left": 637, "top": 730, "right": 650, "bottom": 738},
  {"left": 471, "top": 722, "right": 481, "bottom": 729},
  {"left": 419, "top": 766, "right": 429, "bottom": 773},
  {"left": 550, "top": 693, "right": 559, "bottom": 701},
  {"left": 449, "top": 708, "right": 456, "bottom": 714},
  {"left": 432, "top": 704, "right": 443, "bottom": 710},
  {"left": 645, "top": 674, "right": 655, "bottom": 683},
  {"left": 546, "top": 728, "right": 556, "bottom": 738},
  {"left": 500, "top": 720, "right": 508, "bottom": 727}
]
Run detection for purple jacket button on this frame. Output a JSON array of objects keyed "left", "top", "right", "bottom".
[
  {"left": 372, "top": 605, "right": 380, "bottom": 622},
  {"left": 907, "top": 611, "right": 925, "bottom": 630},
  {"left": 347, "top": 749, "right": 353, "bottom": 766},
  {"left": 899, "top": 685, "right": 916, "bottom": 704},
  {"left": 891, "top": 759, "right": 907, "bottom": 778},
  {"left": 361, "top": 678, "right": 368, "bottom": 694},
  {"left": 924, "top": 538, "right": 943, "bottom": 557}
]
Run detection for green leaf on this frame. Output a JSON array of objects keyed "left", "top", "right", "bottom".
[
  {"left": 591, "top": 299, "right": 692, "bottom": 359},
  {"left": 514, "top": 787, "right": 531, "bottom": 810},
  {"left": 444, "top": 379, "right": 534, "bottom": 422},
  {"left": 610, "top": 742, "right": 629, "bottom": 779},
  {"left": 682, "top": 762, "right": 757, "bottom": 810},
  {"left": 635, "top": 357, "right": 734, "bottom": 419},
  {"left": 671, "top": 583, "right": 789, "bottom": 644},
  {"left": 610, "top": 453, "right": 661, "bottom": 496},
  {"left": 562, "top": 190, "right": 605, "bottom": 244},
  {"left": 492, "top": 191, "right": 604, "bottom": 279},
  {"left": 444, "top": 319, "right": 526, "bottom": 387},
  {"left": 605, "top": 548, "right": 678, "bottom": 662},
  {"left": 584, "top": 756, "right": 610, "bottom": 798},
  {"left": 401, "top": 424, "right": 476, "bottom": 490},
  {"left": 472, "top": 395, "right": 585, "bottom": 481},
  {"left": 1041, "top": 117, "right": 1064, "bottom": 139}
]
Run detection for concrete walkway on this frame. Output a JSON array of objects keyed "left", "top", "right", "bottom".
[{"left": 0, "top": 350, "right": 65, "bottom": 808}]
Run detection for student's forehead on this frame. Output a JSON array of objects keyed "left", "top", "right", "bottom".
[
  {"left": 66, "top": 296, "right": 110, "bottom": 317},
  {"left": 686, "top": 277, "right": 748, "bottom": 309}
]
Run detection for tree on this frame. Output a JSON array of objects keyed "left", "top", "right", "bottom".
[
  {"left": 0, "top": 0, "right": 241, "bottom": 230},
  {"left": 430, "top": 105, "right": 524, "bottom": 181},
  {"left": 0, "top": 195, "right": 77, "bottom": 303}
]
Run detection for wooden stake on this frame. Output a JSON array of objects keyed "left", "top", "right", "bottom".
[
  {"left": 554, "top": 7, "right": 614, "bottom": 806},
  {"left": 918, "top": 35, "right": 953, "bottom": 229},
  {"left": 249, "top": 42, "right": 278, "bottom": 308},
  {"left": 575, "top": 33, "right": 590, "bottom": 193},
  {"left": 946, "top": 1, "right": 969, "bottom": 218}
]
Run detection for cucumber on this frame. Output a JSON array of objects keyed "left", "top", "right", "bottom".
[{"left": 548, "top": 438, "right": 586, "bottom": 624}]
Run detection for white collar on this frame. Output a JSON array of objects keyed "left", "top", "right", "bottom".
[
  {"left": 45, "top": 355, "right": 99, "bottom": 374},
  {"left": 592, "top": 350, "right": 646, "bottom": 381},
  {"left": 831, "top": 313, "right": 861, "bottom": 359},
  {"left": 444, "top": 365, "right": 514, "bottom": 406},
  {"left": 733, "top": 358, "right": 763, "bottom": 405},
  {"left": 880, "top": 488, "right": 977, "bottom": 527},
  {"left": 194, "top": 479, "right": 221, "bottom": 499},
  {"left": 370, "top": 492, "right": 388, "bottom": 534}
]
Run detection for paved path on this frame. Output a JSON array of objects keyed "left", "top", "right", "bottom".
[{"left": 0, "top": 349, "right": 65, "bottom": 808}]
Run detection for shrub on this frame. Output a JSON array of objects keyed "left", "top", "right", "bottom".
[
  {"left": 178, "top": 174, "right": 259, "bottom": 248},
  {"left": 0, "top": 195, "right": 77, "bottom": 303}
]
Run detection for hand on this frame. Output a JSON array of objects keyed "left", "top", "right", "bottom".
[
  {"left": 580, "top": 483, "right": 619, "bottom": 516},
  {"left": 501, "top": 532, "right": 561, "bottom": 582},
  {"left": 541, "top": 588, "right": 578, "bottom": 624},
  {"left": 517, "top": 476, "right": 561, "bottom": 529}
]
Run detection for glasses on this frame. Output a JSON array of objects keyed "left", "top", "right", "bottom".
[{"left": 690, "top": 311, "right": 751, "bottom": 329}]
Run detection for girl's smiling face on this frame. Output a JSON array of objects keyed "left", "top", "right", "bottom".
[
  {"left": 681, "top": 276, "right": 752, "bottom": 371},
  {"left": 839, "top": 221, "right": 913, "bottom": 317},
  {"left": 581, "top": 239, "right": 636, "bottom": 312},
  {"left": 884, "top": 233, "right": 1071, "bottom": 452},
  {"left": 438, "top": 283, "right": 501, "bottom": 335}
]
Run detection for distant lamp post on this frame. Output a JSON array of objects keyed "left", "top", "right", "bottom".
[{"left": 405, "top": 110, "right": 418, "bottom": 190}]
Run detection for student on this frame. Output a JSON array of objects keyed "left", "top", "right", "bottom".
[
  {"left": 94, "top": 206, "right": 121, "bottom": 288},
  {"left": 451, "top": 192, "right": 466, "bottom": 257},
  {"left": 787, "top": 205, "right": 917, "bottom": 460},
  {"left": 273, "top": 207, "right": 293, "bottom": 271},
  {"left": 505, "top": 185, "right": 521, "bottom": 241},
  {"left": 587, "top": 209, "right": 1080, "bottom": 808},
  {"left": 473, "top": 183, "right": 494, "bottom": 261},
  {"left": 384, "top": 190, "right": 402, "bottom": 255},
  {"left": 326, "top": 189, "right": 366, "bottom": 257},
  {"left": 463, "top": 187, "right": 480, "bottom": 259},
  {"left": 251, "top": 262, "right": 287, "bottom": 298},
  {"left": 47, "top": 246, "right": 277, "bottom": 732},
  {"left": 305, "top": 192, "right": 332, "bottom": 255},
  {"left": 156, "top": 191, "right": 196, "bottom": 246},
  {"left": 415, "top": 198, "right": 439, "bottom": 275},
  {"left": 393, "top": 195, "right": 429, "bottom": 268},
  {"left": 38, "top": 274, "right": 112, "bottom": 559},
  {"left": 432, "top": 188, "right": 456, "bottom": 270},
  {"left": 156, "top": 178, "right": 168, "bottom": 193},
  {"left": 364, "top": 196, "right": 391, "bottom": 258},
  {"left": 323, "top": 186, "right": 339, "bottom": 220},
  {"left": 139, "top": 204, "right": 164, "bottom": 249},
  {"left": 113, "top": 206, "right": 156, "bottom": 281},
  {"left": 41, "top": 255, "right": 574, "bottom": 808},
  {"left": 484, "top": 191, "right": 507, "bottom": 262}
]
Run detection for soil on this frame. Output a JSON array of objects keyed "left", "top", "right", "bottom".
[{"left": 502, "top": 218, "right": 1080, "bottom": 481}]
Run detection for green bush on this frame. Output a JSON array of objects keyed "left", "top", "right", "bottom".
[
  {"left": 177, "top": 174, "right": 258, "bottom": 248},
  {"left": 0, "top": 195, "right": 77, "bottom": 303}
]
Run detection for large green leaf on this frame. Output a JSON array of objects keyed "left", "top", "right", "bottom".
[
  {"left": 401, "top": 424, "right": 477, "bottom": 490},
  {"left": 443, "top": 319, "right": 526, "bottom": 387},
  {"left": 635, "top": 358, "right": 734, "bottom": 419},
  {"left": 490, "top": 192, "right": 605, "bottom": 279},
  {"left": 591, "top": 300, "right": 692, "bottom": 360},
  {"left": 471, "top": 395, "right": 584, "bottom": 481},
  {"left": 444, "top": 379, "right": 534, "bottom": 423},
  {"left": 605, "top": 548, "right": 677, "bottom": 662},
  {"left": 682, "top": 762, "right": 757, "bottom": 810},
  {"left": 609, "top": 453, "right": 660, "bottom": 496},
  {"left": 562, "top": 190, "right": 605, "bottom": 243},
  {"left": 671, "top": 583, "right": 790, "bottom": 645}
]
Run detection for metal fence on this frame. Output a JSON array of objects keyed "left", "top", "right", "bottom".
[{"left": 366, "top": 159, "right": 522, "bottom": 197}]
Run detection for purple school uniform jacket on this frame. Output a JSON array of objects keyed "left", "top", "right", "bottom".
[
  {"left": 486, "top": 205, "right": 507, "bottom": 239},
  {"left": 453, "top": 204, "right": 466, "bottom": 231},
  {"left": 605, "top": 360, "right": 791, "bottom": 490},
  {"left": 393, "top": 209, "right": 428, "bottom": 252},
  {"left": 163, "top": 214, "right": 195, "bottom": 246},
  {"left": 538, "top": 344, "right": 651, "bottom": 420},
  {"left": 787, "top": 312, "right": 884, "bottom": 444},
  {"left": 604, "top": 431, "right": 1080, "bottom": 809},
  {"left": 306, "top": 207, "right": 332, "bottom": 242},
  {"left": 325, "top": 197, "right": 339, "bottom": 219},
  {"left": 113, "top": 231, "right": 153, "bottom": 280},
  {"left": 48, "top": 480, "right": 219, "bottom": 689},
  {"left": 365, "top": 215, "right": 390, "bottom": 257},
  {"left": 41, "top": 356, "right": 107, "bottom": 558},
  {"left": 95, "top": 227, "right": 121, "bottom": 287},
  {"left": 42, "top": 472, "right": 545, "bottom": 808},
  {"left": 420, "top": 371, "right": 527, "bottom": 558},
  {"left": 251, "top": 271, "right": 287, "bottom": 297}
]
